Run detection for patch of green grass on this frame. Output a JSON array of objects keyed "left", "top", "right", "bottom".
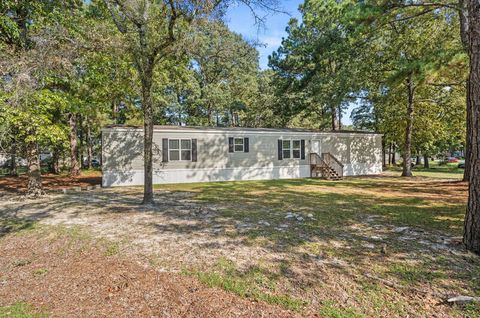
[
  {"left": 12, "top": 259, "right": 31, "bottom": 267},
  {"left": 32, "top": 268, "right": 48, "bottom": 276},
  {"left": 154, "top": 177, "right": 466, "bottom": 236},
  {"left": 185, "top": 258, "right": 306, "bottom": 311},
  {"left": 0, "top": 218, "right": 36, "bottom": 235},
  {"left": 80, "top": 168, "right": 102, "bottom": 177},
  {"left": 0, "top": 303, "right": 48, "bottom": 318},
  {"left": 463, "top": 303, "right": 480, "bottom": 318},
  {"left": 104, "top": 242, "right": 120, "bottom": 256},
  {"left": 319, "top": 300, "right": 364, "bottom": 318},
  {"left": 54, "top": 225, "right": 92, "bottom": 241},
  {"left": 386, "top": 162, "right": 463, "bottom": 179},
  {"left": 388, "top": 263, "right": 446, "bottom": 284}
]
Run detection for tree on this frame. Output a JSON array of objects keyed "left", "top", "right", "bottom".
[
  {"left": 189, "top": 21, "right": 260, "bottom": 126},
  {"left": 349, "top": 0, "right": 479, "bottom": 254},
  {"left": 103, "top": 0, "right": 278, "bottom": 205},
  {"left": 269, "top": 0, "right": 360, "bottom": 130},
  {"left": 464, "top": 0, "right": 480, "bottom": 253},
  {"left": 0, "top": 0, "right": 82, "bottom": 195},
  {"left": 350, "top": 1, "right": 465, "bottom": 176}
]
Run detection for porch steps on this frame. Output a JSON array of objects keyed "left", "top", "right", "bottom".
[
  {"left": 310, "top": 152, "right": 344, "bottom": 180},
  {"left": 311, "top": 166, "right": 343, "bottom": 180}
]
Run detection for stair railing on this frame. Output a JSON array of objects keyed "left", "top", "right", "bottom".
[
  {"left": 309, "top": 153, "right": 327, "bottom": 177},
  {"left": 321, "top": 153, "right": 344, "bottom": 178},
  {"left": 309, "top": 152, "right": 323, "bottom": 166}
]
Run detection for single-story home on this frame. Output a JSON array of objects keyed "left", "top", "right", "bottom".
[{"left": 101, "top": 125, "right": 383, "bottom": 187}]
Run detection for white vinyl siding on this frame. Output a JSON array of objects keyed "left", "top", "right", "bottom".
[{"left": 102, "top": 126, "right": 383, "bottom": 186}]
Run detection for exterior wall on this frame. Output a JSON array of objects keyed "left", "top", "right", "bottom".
[{"left": 102, "top": 127, "right": 382, "bottom": 186}]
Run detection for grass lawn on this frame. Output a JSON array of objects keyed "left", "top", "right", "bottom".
[
  {"left": 385, "top": 161, "right": 464, "bottom": 179},
  {"left": 0, "top": 170, "right": 479, "bottom": 317}
]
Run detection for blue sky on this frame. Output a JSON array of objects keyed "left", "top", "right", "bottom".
[
  {"left": 225, "top": 1, "right": 355, "bottom": 126},
  {"left": 225, "top": 1, "right": 304, "bottom": 69}
]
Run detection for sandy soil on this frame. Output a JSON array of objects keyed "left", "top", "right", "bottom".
[{"left": 0, "top": 231, "right": 297, "bottom": 318}]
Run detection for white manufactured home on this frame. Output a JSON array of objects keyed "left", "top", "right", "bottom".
[{"left": 101, "top": 125, "right": 383, "bottom": 187}]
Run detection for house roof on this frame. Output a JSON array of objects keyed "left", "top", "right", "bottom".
[{"left": 104, "top": 125, "right": 381, "bottom": 135}]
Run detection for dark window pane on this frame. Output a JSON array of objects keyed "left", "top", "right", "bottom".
[
  {"left": 234, "top": 138, "right": 244, "bottom": 145},
  {"left": 170, "top": 150, "right": 180, "bottom": 160},
  {"left": 293, "top": 140, "right": 300, "bottom": 148},
  {"left": 283, "top": 150, "right": 291, "bottom": 159},
  {"left": 169, "top": 139, "right": 179, "bottom": 149},
  {"left": 282, "top": 140, "right": 291, "bottom": 149},
  {"left": 234, "top": 144, "right": 244, "bottom": 152},
  {"left": 293, "top": 150, "right": 300, "bottom": 158},
  {"left": 181, "top": 139, "right": 191, "bottom": 149},
  {"left": 181, "top": 150, "right": 191, "bottom": 161}
]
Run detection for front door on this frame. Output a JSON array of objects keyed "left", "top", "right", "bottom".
[{"left": 311, "top": 140, "right": 321, "bottom": 155}]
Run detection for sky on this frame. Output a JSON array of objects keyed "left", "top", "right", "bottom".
[
  {"left": 224, "top": 0, "right": 304, "bottom": 69},
  {"left": 225, "top": 1, "right": 355, "bottom": 126}
]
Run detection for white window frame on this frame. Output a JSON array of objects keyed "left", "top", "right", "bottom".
[
  {"left": 169, "top": 138, "right": 192, "bottom": 161},
  {"left": 234, "top": 137, "right": 244, "bottom": 152}
]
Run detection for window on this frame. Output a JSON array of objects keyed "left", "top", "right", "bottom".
[
  {"left": 181, "top": 139, "right": 192, "bottom": 160},
  {"left": 169, "top": 139, "right": 192, "bottom": 161},
  {"left": 169, "top": 139, "right": 179, "bottom": 161},
  {"left": 279, "top": 139, "right": 302, "bottom": 160},
  {"left": 292, "top": 140, "right": 301, "bottom": 159},
  {"left": 234, "top": 137, "right": 244, "bottom": 152},
  {"left": 282, "top": 140, "right": 291, "bottom": 159}
]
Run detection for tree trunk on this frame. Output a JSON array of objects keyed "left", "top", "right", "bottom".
[
  {"left": 388, "top": 142, "right": 392, "bottom": 166},
  {"left": 86, "top": 122, "right": 92, "bottom": 169},
  {"left": 139, "top": 60, "right": 155, "bottom": 205},
  {"left": 207, "top": 105, "right": 213, "bottom": 126},
  {"left": 142, "top": 79, "right": 154, "bottom": 205},
  {"left": 464, "top": 79, "right": 474, "bottom": 181},
  {"left": 26, "top": 141, "right": 43, "bottom": 197},
  {"left": 464, "top": 0, "right": 480, "bottom": 254},
  {"left": 51, "top": 147, "right": 60, "bottom": 174},
  {"left": 69, "top": 113, "right": 80, "bottom": 177},
  {"left": 416, "top": 153, "right": 421, "bottom": 166},
  {"left": 9, "top": 138, "right": 17, "bottom": 176},
  {"left": 402, "top": 76, "right": 415, "bottom": 177},
  {"left": 423, "top": 154, "right": 430, "bottom": 169},
  {"left": 79, "top": 116, "right": 84, "bottom": 169},
  {"left": 331, "top": 106, "right": 338, "bottom": 131},
  {"left": 382, "top": 138, "right": 386, "bottom": 168},
  {"left": 338, "top": 105, "right": 342, "bottom": 130},
  {"left": 392, "top": 144, "right": 396, "bottom": 165}
]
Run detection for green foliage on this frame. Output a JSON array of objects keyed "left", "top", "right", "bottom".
[
  {"left": 152, "top": 21, "right": 261, "bottom": 127},
  {"left": 347, "top": 1, "right": 467, "bottom": 156},
  {"left": 270, "top": 0, "right": 361, "bottom": 129},
  {"left": 0, "top": 0, "right": 469, "bottom": 186}
]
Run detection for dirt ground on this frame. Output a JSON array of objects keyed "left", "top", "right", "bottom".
[
  {"left": 0, "top": 231, "right": 296, "bottom": 318},
  {"left": 0, "top": 173, "right": 101, "bottom": 195},
  {"left": 0, "top": 175, "right": 479, "bottom": 317}
]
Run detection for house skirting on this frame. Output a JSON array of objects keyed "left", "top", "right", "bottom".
[{"left": 102, "top": 163, "right": 382, "bottom": 187}]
